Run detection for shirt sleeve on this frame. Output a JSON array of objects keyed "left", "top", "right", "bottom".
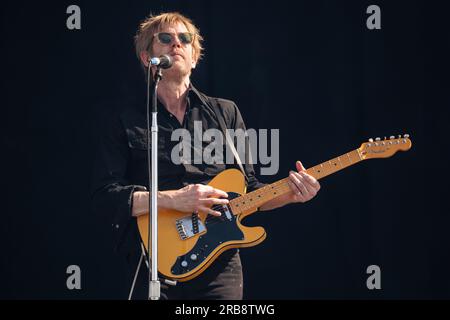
[{"left": 90, "top": 109, "right": 147, "bottom": 253}]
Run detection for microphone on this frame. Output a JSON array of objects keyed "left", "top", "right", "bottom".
[{"left": 149, "top": 54, "right": 172, "bottom": 69}]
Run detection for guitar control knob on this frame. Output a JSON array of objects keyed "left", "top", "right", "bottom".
[
  {"left": 190, "top": 254, "right": 198, "bottom": 261},
  {"left": 404, "top": 134, "right": 410, "bottom": 138},
  {"left": 368, "top": 138, "right": 374, "bottom": 142},
  {"left": 181, "top": 261, "right": 188, "bottom": 267},
  {"left": 375, "top": 137, "right": 381, "bottom": 141}
]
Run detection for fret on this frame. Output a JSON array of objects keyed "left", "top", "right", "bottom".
[
  {"left": 338, "top": 154, "right": 350, "bottom": 169},
  {"left": 355, "top": 149, "right": 363, "bottom": 160},
  {"left": 347, "top": 152, "right": 353, "bottom": 164},
  {"left": 338, "top": 155, "right": 347, "bottom": 168}
]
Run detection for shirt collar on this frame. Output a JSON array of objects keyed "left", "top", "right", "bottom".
[
  {"left": 140, "top": 82, "right": 206, "bottom": 115},
  {"left": 187, "top": 83, "right": 205, "bottom": 108}
]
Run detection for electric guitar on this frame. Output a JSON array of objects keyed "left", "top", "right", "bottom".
[{"left": 137, "top": 134, "right": 412, "bottom": 282}]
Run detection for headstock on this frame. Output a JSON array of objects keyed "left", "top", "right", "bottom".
[{"left": 358, "top": 134, "right": 412, "bottom": 160}]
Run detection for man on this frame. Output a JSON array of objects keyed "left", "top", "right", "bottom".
[{"left": 91, "top": 12, "right": 320, "bottom": 300}]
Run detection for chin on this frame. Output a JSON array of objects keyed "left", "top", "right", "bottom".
[{"left": 163, "top": 65, "right": 190, "bottom": 78}]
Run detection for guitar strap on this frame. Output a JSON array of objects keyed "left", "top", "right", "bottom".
[{"left": 204, "top": 97, "right": 249, "bottom": 185}]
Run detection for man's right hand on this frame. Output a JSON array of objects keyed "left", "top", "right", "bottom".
[
  {"left": 161, "top": 184, "right": 229, "bottom": 216},
  {"left": 132, "top": 184, "right": 229, "bottom": 217}
]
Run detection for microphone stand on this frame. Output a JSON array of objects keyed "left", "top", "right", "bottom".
[{"left": 147, "top": 64, "right": 163, "bottom": 300}]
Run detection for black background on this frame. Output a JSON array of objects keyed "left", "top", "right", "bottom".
[{"left": 1, "top": 0, "right": 449, "bottom": 299}]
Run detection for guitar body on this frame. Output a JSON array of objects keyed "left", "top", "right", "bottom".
[{"left": 136, "top": 168, "right": 266, "bottom": 282}]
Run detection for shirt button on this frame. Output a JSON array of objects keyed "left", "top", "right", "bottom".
[
  {"left": 169, "top": 114, "right": 173, "bottom": 117},
  {"left": 115, "top": 224, "right": 120, "bottom": 229}
]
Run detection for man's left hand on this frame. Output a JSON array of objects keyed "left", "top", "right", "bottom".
[{"left": 287, "top": 160, "right": 321, "bottom": 203}]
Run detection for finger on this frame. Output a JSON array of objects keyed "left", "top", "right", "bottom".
[
  {"left": 296, "top": 160, "right": 306, "bottom": 172},
  {"left": 289, "top": 171, "right": 308, "bottom": 196},
  {"left": 299, "top": 171, "right": 320, "bottom": 190},
  {"left": 205, "top": 187, "right": 228, "bottom": 198},
  {"left": 199, "top": 206, "right": 222, "bottom": 216},
  {"left": 201, "top": 198, "right": 230, "bottom": 206},
  {"left": 301, "top": 178, "right": 317, "bottom": 197},
  {"left": 287, "top": 180, "right": 301, "bottom": 197},
  {"left": 288, "top": 180, "right": 306, "bottom": 202}
]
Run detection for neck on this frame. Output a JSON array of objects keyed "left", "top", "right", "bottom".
[
  {"left": 157, "top": 75, "right": 190, "bottom": 114},
  {"left": 230, "top": 148, "right": 363, "bottom": 218}
]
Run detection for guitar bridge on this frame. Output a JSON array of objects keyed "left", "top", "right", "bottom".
[{"left": 175, "top": 215, "right": 206, "bottom": 240}]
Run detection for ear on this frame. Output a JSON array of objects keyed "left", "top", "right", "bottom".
[
  {"left": 191, "top": 49, "right": 198, "bottom": 69},
  {"left": 139, "top": 51, "right": 150, "bottom": 67}
]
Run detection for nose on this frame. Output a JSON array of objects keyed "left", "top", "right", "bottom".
[{"left": 171, "top": 35, "right": 182, "bottom": 48}]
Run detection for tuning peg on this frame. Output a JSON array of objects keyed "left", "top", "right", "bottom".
[
  {"left": 375, "top": 137, "right": 381, "bottom": 141},
  {"left": 368, "top": 138, "right": 374, "bottom": 142},
  {"left": 404, "top": 134, "right": 410, "bottom": 138},
  {"left": 390, "top": 135, "right": 395, "bottom": 139}
]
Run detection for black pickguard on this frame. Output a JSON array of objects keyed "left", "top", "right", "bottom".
[{"left": 171, "top": 192, "right": 243, "bottom": 275}]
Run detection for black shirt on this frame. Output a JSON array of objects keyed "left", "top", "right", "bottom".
[{"left": 91, "top": 85, "right": 265, "bottom": 254}]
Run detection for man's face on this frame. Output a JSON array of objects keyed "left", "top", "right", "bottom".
[{"left": 149, "top": 22, "right": 197, "bottom": 78}]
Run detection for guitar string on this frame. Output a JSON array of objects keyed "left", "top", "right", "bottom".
[
  {"left": 200, "top": 160, "right": 341, "bottom": 226},
  {"left": 201, "top": 184, "right": 286, "bottom": 227},
  {"left": 203, "top": 181, "right": 290, "bottom": 225},
  {"left": 194, "top": 157, "right": 355, "bottom": 229}
]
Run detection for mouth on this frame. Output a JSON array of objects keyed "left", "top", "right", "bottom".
[{"left": 170, "top": 53, "right": 184, "bottom": 59}]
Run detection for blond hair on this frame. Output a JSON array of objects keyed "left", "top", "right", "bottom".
[{"left": 134, "top": 12, "right": 204, "bottom": 69}]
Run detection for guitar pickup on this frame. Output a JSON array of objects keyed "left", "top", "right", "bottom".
[
  {"left": 175, "top": 216, "right": 206, "bottom": 240},
  {"left": 221, "top": 204, "right": 233, "bottom": 221}
]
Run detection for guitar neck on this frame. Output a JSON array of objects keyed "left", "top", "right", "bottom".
[{"left": 230, "top": 149, "right": 362, "bottom": 216}]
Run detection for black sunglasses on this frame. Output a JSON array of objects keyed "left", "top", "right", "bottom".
[{"left": 153, "top": 32, "right": 194, "bottom": 45}]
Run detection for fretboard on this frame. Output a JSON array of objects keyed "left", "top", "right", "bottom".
[{"left": 229, "top": 149, "right": 362, "bottom": 216}]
